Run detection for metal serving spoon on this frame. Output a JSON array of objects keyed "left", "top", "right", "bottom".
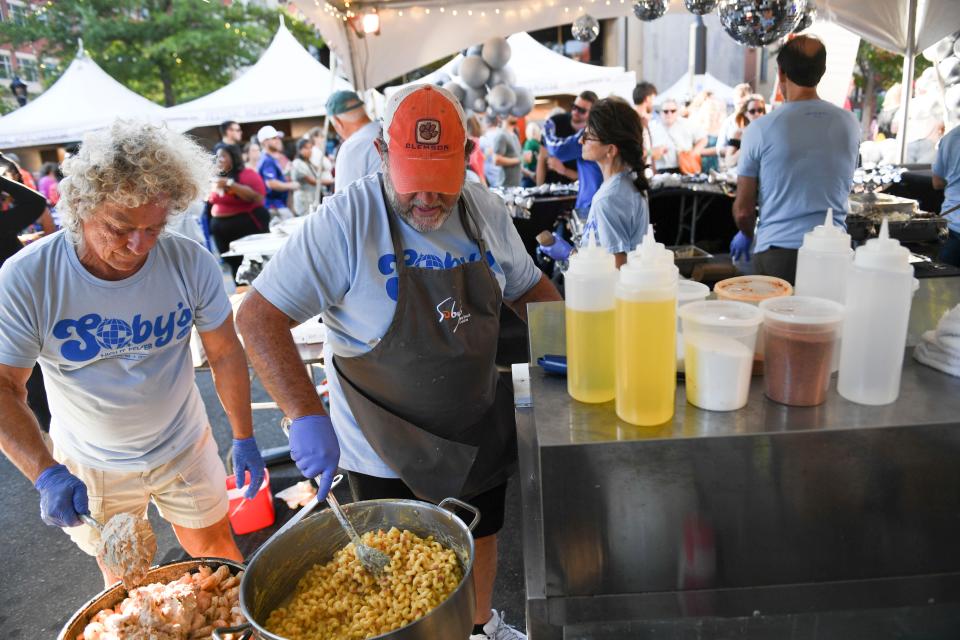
[{"left": 324, "top": 487, "right": 391, "bottom": 577}]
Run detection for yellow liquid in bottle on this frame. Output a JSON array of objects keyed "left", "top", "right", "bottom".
[
  {"left": 566, "top": 308, "right": 615, "bottom": 403},
  {"left": 615, "top": 297, "right": 677, "bottom": 425}
]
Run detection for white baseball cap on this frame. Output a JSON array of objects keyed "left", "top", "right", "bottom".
[{"left": 257, "top": 125, "right": 283, "bottom": 143}]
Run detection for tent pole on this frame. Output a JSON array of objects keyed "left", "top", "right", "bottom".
[{"left": 895, "top": 0, "right": 918, "bottom": 164}]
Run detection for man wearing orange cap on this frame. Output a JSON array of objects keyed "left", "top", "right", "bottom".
[{"left": 237, "top": 85, "right": 560, "bottom": 639}]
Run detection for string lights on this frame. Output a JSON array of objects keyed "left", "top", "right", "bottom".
[{"left": 320, "top": 0, "right": 592, "bottom": 26}]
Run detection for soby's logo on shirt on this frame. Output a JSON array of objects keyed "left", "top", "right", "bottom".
[
  {"left": 377, "top": 249, "right": 496, "bottom": 302},
  {"left": 52, "top": 302, "right": 193, "bottom": 362}
]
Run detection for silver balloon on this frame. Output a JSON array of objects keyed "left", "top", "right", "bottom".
[
  {"left": 792, "top": 0, "right": 816, "bottom": 33},
  {"left": 572, "top": 14, "right": 600, "bottom": 42},
  {"left": 442, "top": 81, "right": 467, "bottom": 106},
  {"left": 683, "top": 0, "right": 718, "bottom": 15},
  {"left": 459, "top": 55, "right": 491, "bottom": 90},
  {"left": 945, "top": 84, "right": 960, "bottom": 113},
  {"left": 472, "top": 97, "right": 488, "bottom": 113},
  {"left": 433, "top": 72, "right": 452, "bottom": 87},
  {"left": 489, "top": 66, "right": 516, "bottom": 88},
  {"left": 481, "top": 37, "right": 512, "bottom": 70},
  {"left": 939, "top": 56, "right": 960, "bottom": 87},
  {"left": 450, "top": 56, "right": 462, "bottom": 77},
  {"left": 954, "top": 34, "right": 960, "bottom": 59},
  {"left": 510, "top": 86, "right": 534, "bottom": 117},
  {"left": 922, "top": 35, "right": 956, "bottom": 63},
  {"left": 488, "top": 84, "right": 517, "bottom": 114},
  {"left": 466, "top": 45, "right": 483, "bottom": 56},
  {"left": 633, "top": 0, "right": 668, "bottom": 21},
  {"left": 718, "top": 0, "right": 804, "bottom": 47},
  {"left": 464, "top": 86, "right": 487, "bottom": 113}
]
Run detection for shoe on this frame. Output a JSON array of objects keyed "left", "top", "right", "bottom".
[{"left": 468, "top": 609, "right": 527, "bottom": 640}]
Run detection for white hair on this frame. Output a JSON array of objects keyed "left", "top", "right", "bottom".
[{"left": 58, "top": 120, "right": 214, "bottom": 242}]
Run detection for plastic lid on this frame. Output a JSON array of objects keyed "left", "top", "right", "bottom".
[
  {"left": 567, "top": 230, "right": 616, "bottom": 275},
  {"left": 801, "top": 208, "right": 853, "bottom": 253},
  {"left": 679, "top": 300, "right": 763, "bottom": 328},
  {"left": 759, "top": 295, "right": 844, "bottom": 326},
  {"left": 620, "top": 225, "right": 678, "bottom": 289},
  {"left": 677, "top": 279, "right": 710, "bottom": 304},
  {"left": 714, "top": 275, "right": 793, "bottom": 303},
  {"left": 853, "top": 217, "right": 912, "bottom": 272}
]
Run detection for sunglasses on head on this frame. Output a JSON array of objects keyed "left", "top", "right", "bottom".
[
  {"left": 747, "top": 108, "right": 764, "bottom": 114},
  {"left": 571, "top": 104, "right": 588, "bottom": 114}
]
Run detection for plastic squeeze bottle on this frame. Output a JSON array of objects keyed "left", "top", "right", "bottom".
[
  {"left": 615, "top": 226, "right": 679, "bottom": 425},
  {"left": 565, "top": 233, "right": 617, "bottom": 403},
  {"left": 837, "top": 218, "right": 916, "bottom": 405},
  {"left": 794, "top": 208, "right": 854, "bottom": 304}
]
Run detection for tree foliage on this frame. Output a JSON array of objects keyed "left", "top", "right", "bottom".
[
  {"left": 856, "top": 41, "right": 931, "bottom": 109},
  {"left": 0, "top": 0, "right": 324, "bottom": 106}
]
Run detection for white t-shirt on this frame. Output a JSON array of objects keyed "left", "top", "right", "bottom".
[
  {"left": 0, "top": 231, "right": 231, "bottom": 470},
  {"left": 649, "top": 118, "right": 703, "bottom": 171},
  {"left": 252, "top": 174, "right": 541, "bottom": 477},
  {"left": 334, "top": 121, "right": 382, "bottom": 193},
  {"left": 581, "top": 171, "right": 649, "bottom": 254}
]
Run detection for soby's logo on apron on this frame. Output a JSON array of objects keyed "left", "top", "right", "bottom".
[{"left": 436, "top": 297, "right": 471, "bottom": 333}]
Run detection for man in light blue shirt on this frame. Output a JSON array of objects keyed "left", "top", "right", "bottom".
[
  {"left": 933, "top": 125, "right": 960, "bottom": 267},
  {"left": 732, "top": 35, "right": 860, "bottom": 283}
]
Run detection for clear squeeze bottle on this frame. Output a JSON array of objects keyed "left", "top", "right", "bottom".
[
  {"left": 837, "top": 218, "right": 916, "bottom": 405},
  {"left": 615, "top": 226, "right": 679, "bottom": 425},
  {"left": 565, "top": 233, "right": 617, "bottom": 403},
  {"left": 794, "top": 208, "right": 854, "bottom": 304}
]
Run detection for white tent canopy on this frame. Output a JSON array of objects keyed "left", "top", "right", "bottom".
[
  {"left": 292, "top": 0, "right": 960, "bottom": 92},
  {"left": 0, "top": 47, "right": 167, "bottom": 149},
  {"left": 164, "top": 20, "right": 354, "bottom": 131},
  {"left": 385, "top": 33, "right": 636, "bottom": 101},
  {"left": 654, "top": 72, "right": 737, "bottom": 106}
]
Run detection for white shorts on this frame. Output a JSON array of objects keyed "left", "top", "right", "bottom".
[{"left": 53, "top": 429, "right": 229, "bottom": 557}]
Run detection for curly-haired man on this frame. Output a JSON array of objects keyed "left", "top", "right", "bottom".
[{"left": 0, "top": 121, "right": 263, "bottom": 587}]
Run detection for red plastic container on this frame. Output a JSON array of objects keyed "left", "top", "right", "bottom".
[{"left": 226, "top": 468, "right": 275, "bottom": 535}]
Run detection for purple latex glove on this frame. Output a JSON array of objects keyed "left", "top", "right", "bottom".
[
  {"left": 232, "top": 437, "right": 266, "bottom": 500},
  {"left": 539, "top": 232, "right": 573, "bottom": 261},
  {"left": 730, "top": 231, "right": 752, "bottom": 262},
  {"left": 289, "top": 415, "right": 340, "bottom": 500},
  {"left": 34, "top": 464, "right": 88, "bottom": 527}
]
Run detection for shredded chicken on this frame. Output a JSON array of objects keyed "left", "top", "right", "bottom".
[{"left": 97, "top": 513, "right": 157, "bottom": 590}]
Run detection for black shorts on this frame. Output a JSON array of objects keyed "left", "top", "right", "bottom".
[{"left": 346, "top": 471, "right": 507, "bottom": 539}]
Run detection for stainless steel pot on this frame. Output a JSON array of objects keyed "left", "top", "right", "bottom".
[
  {"left": 58, "top": 557, "right": 246, "bottom": 640},
  {"left": 232, "top": 497, "right": 480, "bottom": 640}
]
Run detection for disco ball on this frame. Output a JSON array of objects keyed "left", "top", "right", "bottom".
[
  {"left": 718, "top": 0, "right": 804, "bottom": 47},
  {"left": 940, "top": 56, "right": 960, "bottom": 87},
  {"left": 922, "top": 34, "right": 956, "bottom": 63},
  {"left": 683, "top": 0, "right": 718, "bottom": 15},
  {"left": 633, "top": 0, "right": 668, "bottom": 21},
  {"left": 793, "top": 0, "right": 816, "bottom": 33},
  {"left": 572, "top": 14, "right": 601, "bottom": 42}
]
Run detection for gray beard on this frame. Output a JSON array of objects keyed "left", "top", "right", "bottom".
[{"left": 382, "top": 169, "right": 457, "bottom": 233}]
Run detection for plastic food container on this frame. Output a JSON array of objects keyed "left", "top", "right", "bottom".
[
  {"left": 760, "top": 296, "right": 844, "bottom": 407},
  {"left": 714, "top": 275, "right": 793, "bottom": 304},
  {"left": 676, "top": 279, "right": 711, "bottom": 372},
  {"left": 226, "top": 468, "right": 275, "bottom": 535},
  {"left": 680, "top": 301, "right": 763, "bottom": 411}
]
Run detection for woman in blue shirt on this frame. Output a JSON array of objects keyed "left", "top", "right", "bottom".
[{"left": 578, "top": 97, "right": 650, "bottom": 267}]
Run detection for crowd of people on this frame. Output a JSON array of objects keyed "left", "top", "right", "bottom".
[{"left": 2, "top": 32, "right": 960, "bottom": 640}]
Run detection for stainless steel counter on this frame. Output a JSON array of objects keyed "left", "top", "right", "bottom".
[{"left": 517, "top": 277, "right": 960, "bottom": 639}]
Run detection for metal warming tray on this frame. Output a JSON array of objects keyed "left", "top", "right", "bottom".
[
  {"left": 668, "top": 245, "right": 713, "bottom": 278},
  {"left": 848, "top": 192, "right": 919, "bottom": 218}
]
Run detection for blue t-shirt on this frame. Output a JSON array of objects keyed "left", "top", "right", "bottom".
[
  {"left": 581, "top": 171, "right": 649, "bottom": 254},
  {"left": 933, "top": 125, "right": 960, "bottom": 233},
  {"left": 257, "top": 154, "right": 288, "bottom": 210},
  {"left": 252, "top": 174, "right": 541, "bottom": 477},
  {"left": 0, "top": 231, "right": 230, "bottom": 470},
  {"left": 478, "top": 129, "right": 505, "bottom": 188},
  {"left": 543, "top": 122, "right": 603, "bottom": 214},
  {"left": 738, "top": 99, "right": 860, "bottom": 253}
]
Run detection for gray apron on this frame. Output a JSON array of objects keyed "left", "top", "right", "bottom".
[{"left": 332, "top": 178, "right": 517, "bottom": 502}]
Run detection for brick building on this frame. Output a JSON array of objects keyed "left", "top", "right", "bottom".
[{"left": 0, "top": 0, "right": 53, "bottom": 100}]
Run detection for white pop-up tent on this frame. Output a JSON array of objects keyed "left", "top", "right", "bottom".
[
  {"left": 655, "top": 71, "right": 737, "bottom": 106},
  {"left": 164, "top": 19, "right": 355, "bottom": 131},
  {"left": 0, "top": 43, "right": 167, "bottom": 149},
  {"left": 385, "top": 32, "right": 636, "bottom": 101}
]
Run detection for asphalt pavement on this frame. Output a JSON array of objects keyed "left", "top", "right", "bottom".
[{"left": 0, "top": 369, "right": 527, "bottom": 638}]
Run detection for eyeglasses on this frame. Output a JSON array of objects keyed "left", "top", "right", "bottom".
[
  {"left": 747, "top": 108, "right": 765, "bottom": 114},
  {"left": 581, "top": 132, "right": 602, "bottom": 143},
  {"left": 662, "top": 108, "right": 677, "bottom": 114},
  {"left": 571, "top": 104, "right": 588, "bottom": 115}
]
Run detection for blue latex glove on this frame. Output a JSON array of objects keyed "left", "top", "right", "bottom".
[
  {"left": 730, "top": 232, "right": 752, "bottom": 262},
  {"left": 289, "top": 415, "right": 340, "bottom": 500},
  {"left": 34, "top": 464, "right": 88, "bottom": 527},
  {"left": 539, "top": 232, "right": 573, "bottom": 262},
  {"left": 232, "top": 437, "right": 266, "bottom": 500}
]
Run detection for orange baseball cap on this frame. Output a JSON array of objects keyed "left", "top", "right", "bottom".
[{"left": 382, "top": 84, "right": 467, "bottom": 195}]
